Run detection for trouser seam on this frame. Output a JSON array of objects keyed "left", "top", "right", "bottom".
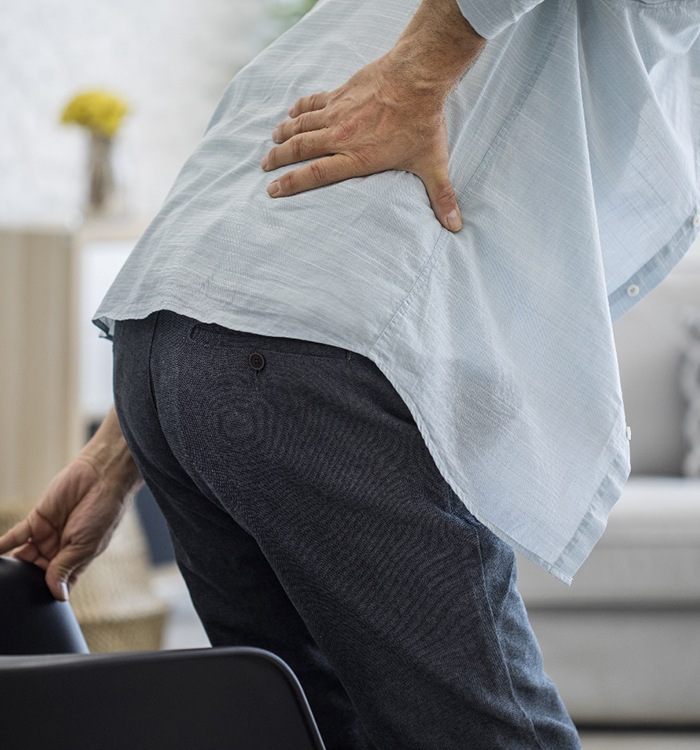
[{"left": 473, "top": 530, "right": 548, "bottom": 750}]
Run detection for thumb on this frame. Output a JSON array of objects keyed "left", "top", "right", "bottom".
[
  {"left": 46, "top": 550, "right": 84, "bottom": 602},
  {"left": 422, "top": 167, "right": 463, "bottom": 233}
]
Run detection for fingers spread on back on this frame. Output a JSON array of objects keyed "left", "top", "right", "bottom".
[
  {"left": 264, "top": 130, "right": 335, "bottom": 173},
  {"left": 288, "top": 91, "right": 331, "bottom": 118},
  {"left": 272, "top": 110, "right": 328, "bottom": 144},
  {"left": 270, "top": 153, "right": 366, "bottom": 197}
]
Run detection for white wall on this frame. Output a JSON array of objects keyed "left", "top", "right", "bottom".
[{"left": 0, "top": 0, "right": 270, "bottom": 223}]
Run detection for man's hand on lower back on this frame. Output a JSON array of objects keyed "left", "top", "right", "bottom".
[{"left": 260, "top": 0, "right": 486, "bottom": 233}]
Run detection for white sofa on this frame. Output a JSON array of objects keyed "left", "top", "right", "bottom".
[{"left": 516, "top": 248, "right": 700, "bottom": 725}]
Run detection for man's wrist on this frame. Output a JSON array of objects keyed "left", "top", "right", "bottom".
[
  {"left": 389, "top": 0, "right": 486, "bottom": 98},
  {"left": 80, "top": 407, "right": 143, "bottom": 497}
]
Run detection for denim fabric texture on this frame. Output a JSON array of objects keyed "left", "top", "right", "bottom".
[{"left": 112, "top": 310, "right": 581, "bottom": 750}]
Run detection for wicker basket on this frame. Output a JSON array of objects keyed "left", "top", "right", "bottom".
[{"left": 0, "top": 501, "right": 170, "bottom": 652}]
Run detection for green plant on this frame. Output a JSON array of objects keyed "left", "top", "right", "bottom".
[{"left": 267, "top": 0, "right": 319, "bottom": 35}]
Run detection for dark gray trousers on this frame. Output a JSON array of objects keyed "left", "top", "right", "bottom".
[{"left": 112, "top": 309, "right": 581, "bottom": 750}]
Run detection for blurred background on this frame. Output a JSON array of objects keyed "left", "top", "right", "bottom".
[
  {"left": 0, "top": 0, "right": 313, "bottom": 224},
  {"left": 1, "top": 1, "right": 699, "bottom": 748}
]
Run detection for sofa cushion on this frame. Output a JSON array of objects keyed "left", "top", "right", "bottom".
[
  {"left": 516, "top": 476, "right": 700, "bottom": 605},
  {"left": 612, "top": 251, "right": 700, "bottom": 475}
]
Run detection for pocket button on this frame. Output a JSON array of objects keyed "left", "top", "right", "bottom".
[{"left": 249, "top": 352, "right": 266, "bottom": 371}]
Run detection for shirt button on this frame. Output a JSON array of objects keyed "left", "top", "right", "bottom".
[
  {"left": 626, "top": 284, "right": 640, "bottom": 297},
  {"left": 693, "top": 214, "right": 700, "bottom": 227},
  {"left": 249, "top": 352, "right": 265, "bottom": 371},
  {"left": 626, "top": 425, "right": 632, "bottom": 441}
]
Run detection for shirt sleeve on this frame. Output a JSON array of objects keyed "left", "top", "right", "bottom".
[{"left": 454, "top": 0, "right": 546, "bottom": 39}]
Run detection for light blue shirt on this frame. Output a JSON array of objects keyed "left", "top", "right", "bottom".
[{"left": 94, "top": 0, "right": 700, "bottom": 584}]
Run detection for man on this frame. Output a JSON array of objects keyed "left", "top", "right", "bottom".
[{"left": 2, "top": 1, "right": 699, "bottom": 747}]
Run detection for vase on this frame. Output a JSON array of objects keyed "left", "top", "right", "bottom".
[{"left": 86, "top": 131, "right": 115, "bottom": 214}]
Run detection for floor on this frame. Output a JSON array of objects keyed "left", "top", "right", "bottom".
[
  {"left": 579, "top": 737, "right": 700, "bottom": 750},
  {"left": 150, "top": 565, "right": 700, "bottom": 750}
]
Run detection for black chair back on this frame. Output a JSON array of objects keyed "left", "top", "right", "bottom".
[
  {"left": 0, "top": 556, "right": 89, "bottom": 654},
  {"left": 0, "top": 647, "right": 327, "bottom": 749}
]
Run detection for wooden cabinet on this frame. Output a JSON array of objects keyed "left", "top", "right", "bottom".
[{"left": 0, "top": 219, "right": 148, "bottom": 514}]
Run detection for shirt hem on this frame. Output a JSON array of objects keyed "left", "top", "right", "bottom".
[
  {"left": 608, "top": 208, "right": 700, "bottom": 322},
  {"left": 363, "top": 353, "right": 630, "bottom": 586},
  {"left": 97, "top": 299, "right": 632, "bottom": 584}
]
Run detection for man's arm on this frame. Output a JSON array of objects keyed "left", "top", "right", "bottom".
[{"left": 261, "top": 0, "right": 487, "bottom": 232}]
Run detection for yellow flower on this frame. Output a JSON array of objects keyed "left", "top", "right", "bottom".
[{"left": 60, "top": 89, "right": 130, "bottom": 137}]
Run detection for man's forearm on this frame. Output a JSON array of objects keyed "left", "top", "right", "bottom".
[
  {"left": 80, "top": 406, "right": 143, "bottom": 497},
  {"left": 390, "top": 0, "right": 487, "bottom": 100}
]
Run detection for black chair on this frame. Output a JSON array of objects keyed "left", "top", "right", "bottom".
[
  {"left": 0, "top": 557, "right": 326, "bottom": 750},
  {"left": 0, "top": 555, "right": 89, "bottom": 654}
]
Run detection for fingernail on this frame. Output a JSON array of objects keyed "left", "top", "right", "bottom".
[
  {"left": 445, "top": 209, "right": 462, "bottom": 232},
  {"left": 272, "top": 128, "right": 281, "bottom": 143},
  {"left": 267, "top": 181, "right": 281, "bottom": 197},
  {"left": 260, "top": 155, "right": 269, "bottom": 170},
  {"left": 59, "top": 580, "right": 69, "bottom": 601},
  {"left": 288, "top": 106, "right": 295, "bottom": 116}
]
